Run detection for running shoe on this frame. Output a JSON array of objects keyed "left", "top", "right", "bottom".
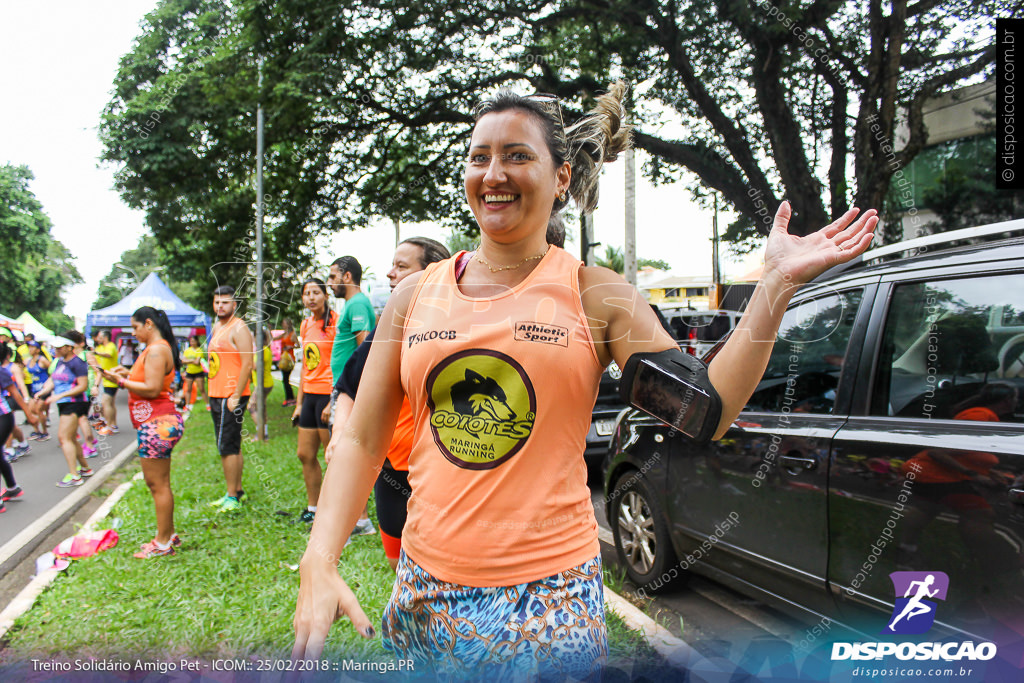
[
  {"left": 133, "top": 540, "right": 176, "bottom": 559},
  {"left": 56, "top": 474, "right": 84, "bottom": 488},
  {"left": 2, "top": 449, "right": 12, "bottom": 463},
  {"left": 83, "top": 443, "right": 98, "bottom": 458},
  {"left": 77, "top": 466, "right": 95, "bottom": 478},
  {"left": 219, "top": 496, "right": 242, "bottom": 513},
  {"left": 13, "top": 444, "right": 31, "bottom": 460},
  {"left": 97, "top": 426, "right": 114, "bottom": 436},
  {"left": 28, "top": 431, "right": 43, "bottom": 441},
  {"left": 35, "top": 433, "right": 51, "bottom": 442},
  {"left": 0, "top": 501, "right": 5, "bottom": 514},
  {"left": 171, "top": 533, "right": 182, "bottom": 547},
  {"left": 350, "top": 518, "right": 377, "bottom": 536},
  {"left": 300, "top": 509, "right": 315, "bottom": 524},
  {"left": 2, "top": 486, "right": 24, "bottom": 501}
]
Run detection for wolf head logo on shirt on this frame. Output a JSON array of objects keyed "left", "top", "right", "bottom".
[
  {"left": 451, "top": 370, "right": 517, "bottom": 422},
  {"left": 427, "top": 350, "right": 536, "bottom": 470}
]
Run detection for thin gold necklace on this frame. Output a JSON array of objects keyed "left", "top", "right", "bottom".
[{"left": 474, "top": 247, "right": 550, "bottom": 273}]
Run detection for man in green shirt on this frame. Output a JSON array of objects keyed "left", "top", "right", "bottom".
[
  {"left": 324, "top": 254, "right": 377, "bottom": 536},
  {"left": 327, "top": 255, "right": 376, "bottom": 383}
]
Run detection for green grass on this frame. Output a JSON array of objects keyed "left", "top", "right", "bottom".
[{"left": 3, "top": 396, "right": 661, "bottom": 669}]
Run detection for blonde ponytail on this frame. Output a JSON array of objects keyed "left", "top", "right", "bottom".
[{"left": 563, "top": 81, "right": 632, "bottom": 215}]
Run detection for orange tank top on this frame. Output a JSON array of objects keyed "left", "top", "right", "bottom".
[
  {"left": 400, "top": 246, "right": 604, "bottom": 586},
  {"left": 300, "top": 312, "right": 338, "bottom": 395},
  {"left": 208, "top": 317, "right": 252, "bottom": 398},
  {"left": 385, "top": 398, "right": 414, "bottom": 471},
  {"left": 127, "top": 339, "right": 178, "bottom": 428}
]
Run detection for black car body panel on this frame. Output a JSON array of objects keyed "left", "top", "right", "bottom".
[{"left": 604, "top": 230, "right": 1024, "bottom": 644}]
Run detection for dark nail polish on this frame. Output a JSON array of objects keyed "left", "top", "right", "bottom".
[{"left": 365, "top": 626, "right": 376, "bottom": 637}]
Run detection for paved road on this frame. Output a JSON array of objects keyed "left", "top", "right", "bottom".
[
  {"left": 0, "top": 391, "right": 138, "bottom": 548},
  {"left": 589, "top": 482, "right": 813, "bottom": 661}
]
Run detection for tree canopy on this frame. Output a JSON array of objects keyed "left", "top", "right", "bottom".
[
  {"left": 594, "top": 246, "right": 671, "bottom": 274},
  {"left": 0, "top": 164, "right": 81, "bottom": 332},
  {"left": 100, "top": 0, "right": 1005, "bottom": 272}
]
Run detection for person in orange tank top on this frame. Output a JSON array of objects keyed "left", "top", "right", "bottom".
[
  {"left": 95, "top": 307, "right": 184, "bottom": 558},
  {"left": 291, "top": 278, "right": 338, "bottom": 522},
  {"left": 207, "top": 285, "right": 254, "bottom": 512},
  {"left": 326, "top": 237, "right": 451, "bottom": 570},
  {"left": 292, "top": 83, "right": 877, "bottom": 679}
]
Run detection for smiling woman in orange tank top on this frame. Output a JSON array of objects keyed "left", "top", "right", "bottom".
[{"left": 292, "top": 82, "right": 878, "bottom": 679}]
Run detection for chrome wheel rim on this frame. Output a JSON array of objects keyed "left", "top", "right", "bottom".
[{"left": 617, "top": 490, "right": 656, "bottom": 575}]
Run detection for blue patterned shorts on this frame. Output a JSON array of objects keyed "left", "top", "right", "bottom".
[{"left": 382, "top": 551, "right": 608, "bottom": 681}]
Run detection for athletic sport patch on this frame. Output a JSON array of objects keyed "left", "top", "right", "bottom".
[{"left": 514, "top": 322, "right": 568, "bottom": 347}]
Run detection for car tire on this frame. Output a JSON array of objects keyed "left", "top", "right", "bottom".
[{"left": 608, "top": 471, "right": 684, "bottom": 591}]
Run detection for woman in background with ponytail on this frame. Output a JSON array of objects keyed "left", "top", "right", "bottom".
[
  {"left": 96, "top": 307, "right": 184, "bottom": 559},
  {"left": 292, "top": 278, "right": 338, "bottom": 523},
  {"left": 293, "top": 82, "right": 876, "bottom": 679}
]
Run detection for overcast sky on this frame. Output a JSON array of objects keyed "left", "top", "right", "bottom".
[{"left": 1, "top": 1, "right": 758, "bottom": 323}]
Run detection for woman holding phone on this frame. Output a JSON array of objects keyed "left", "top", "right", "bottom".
[{"left": 96, "top": 307, "right": 184, "bottom": 558}]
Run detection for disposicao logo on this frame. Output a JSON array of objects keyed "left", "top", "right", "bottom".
[
  {"left": 883, "top": 571, "right": 948, "bottom": 635},
  {"left": 832, "top": 571, "right": 997, "bottom": 662}
]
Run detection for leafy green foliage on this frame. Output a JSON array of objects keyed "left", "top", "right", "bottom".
[
  {"left": 444, "top": 228, "right": 479, "bottom": 255},
  {"left": 921, "top": 136, "right": 1024, "bottom": 232},
  {"left": 595, "top": 246, "right": 626, "bottom": 274},
  {"left": 594, "top": 246, "right": 669, "bottom": 274},
  {"left": 100, "top": 0, "right": 1000, "bottom": 268},
  {"left": 0, "top": 164, "right": 82, "bottom": 327}
]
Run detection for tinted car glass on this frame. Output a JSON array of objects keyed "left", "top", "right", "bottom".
[
  {"left": 872, "top": 273, "right": 1024, "bottom": 422},
  {"left": 745, "top": 290, "right": 863, "bottom": 414}
]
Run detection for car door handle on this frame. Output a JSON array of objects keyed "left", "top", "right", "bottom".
[
  {"left": 1010, "top": 488, "right": 1024, "bottom": 504},
  {"left": 779, "top": 454, "right": 817, "bottom": 470}
]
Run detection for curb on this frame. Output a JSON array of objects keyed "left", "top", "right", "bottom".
[
  {"left": 0, "top": 472, "right": 141, "bottom": 640},
  {"left": 0, "top": 441, "right": 137, "bottom": 578},
  {"left": 603, "top": 588, "right": 727, "bottom": 678},
  {"left": 598, "top": 529, "right": 726, "bottom": 678},
  {"left": 0, "top": 475, "right": 142, "bottom": 643}
]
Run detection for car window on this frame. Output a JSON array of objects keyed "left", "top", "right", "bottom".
[
  {"left": 871, "top": 273, "right": 1024, "bottom": 423},
  {"left": 744, "top": 290, "right": 863, "bottom": 414},
  {"left": 667, "top": 312, "right": 736, "bottom": 343}
]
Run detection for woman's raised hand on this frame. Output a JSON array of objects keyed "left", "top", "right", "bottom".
[{"left": 762, "top": 201, "right": 877, "bottom": 287}]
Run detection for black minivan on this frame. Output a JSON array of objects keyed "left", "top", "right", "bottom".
[{"left": 604, "top": 220, "right": 1024, "bottom": 646}]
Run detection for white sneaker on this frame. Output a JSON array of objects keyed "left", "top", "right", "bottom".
[{"left": 350, "top": 518, "right": 376, "bottom": 537}]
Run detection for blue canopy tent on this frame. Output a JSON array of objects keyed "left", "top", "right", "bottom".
[{"left": 85, "top": 273, "right": 210, "bottom": 340}]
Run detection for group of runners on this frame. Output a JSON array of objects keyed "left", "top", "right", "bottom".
[{"left": 0, "top": 328, "right": 113, "bottom": 513}]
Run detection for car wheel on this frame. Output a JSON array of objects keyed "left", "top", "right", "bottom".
[{"left": 609, "top": 472, "right": 683, "bottom": 591}]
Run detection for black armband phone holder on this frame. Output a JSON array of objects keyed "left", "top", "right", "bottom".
[{"left": 618, "top": 348, "right": 722, "bottom": 443}]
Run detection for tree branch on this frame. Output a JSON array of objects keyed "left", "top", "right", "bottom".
[{"left": 633, "top": 130, "right": 776, "bottom": 231}]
